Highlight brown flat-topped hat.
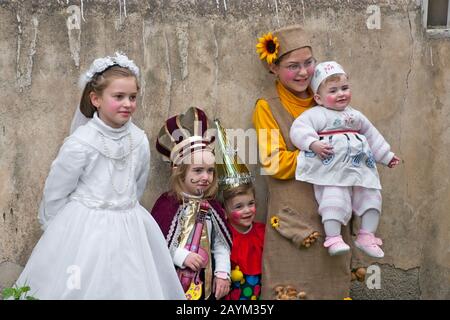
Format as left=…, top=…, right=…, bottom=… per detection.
left=256, top=25, right=312, bottom=69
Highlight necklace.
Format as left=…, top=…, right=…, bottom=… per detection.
left=100, top=132, right=134, bottom=195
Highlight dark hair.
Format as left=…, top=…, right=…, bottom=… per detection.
left=79, top=65, right=140, bottom=118
left=222, top=183, right=255, bottom=206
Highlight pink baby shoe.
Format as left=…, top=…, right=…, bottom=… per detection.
left=324, top=235, right=351, bottom=256
left=354, top=229, right=384, bottom=258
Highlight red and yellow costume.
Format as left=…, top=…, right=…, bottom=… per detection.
left=225, top=222, right=265, bottom=300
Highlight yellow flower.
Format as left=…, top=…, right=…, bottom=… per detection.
left=343, top=297, right=352, bottom=300
left=256, top=32, right=279, bottom=65
left=270, top=216, right=280, bottom=228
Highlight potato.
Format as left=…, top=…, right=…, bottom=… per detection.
left=297, top=291, right=307, bottom=299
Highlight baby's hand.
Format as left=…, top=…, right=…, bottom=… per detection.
left=388, top=155, right=400, bottom=168
left=183, top=253, right=205, bottom=271
left=310, top=141, right=334, bottom=159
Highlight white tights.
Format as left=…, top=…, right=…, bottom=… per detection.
left=324, top=209, right=380, bottom=237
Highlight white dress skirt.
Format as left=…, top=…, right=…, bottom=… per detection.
left=290, top=105, right=394, bottom=189
left=15, top=114, right=185, bottom=300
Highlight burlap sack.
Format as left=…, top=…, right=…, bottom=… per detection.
left=272, top=206, right=317, bottom=247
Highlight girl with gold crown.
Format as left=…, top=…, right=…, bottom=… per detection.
left=151, top=107, right=232, bottom=300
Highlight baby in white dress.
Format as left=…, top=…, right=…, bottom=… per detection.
left=290, top=61, right=400, bottom=258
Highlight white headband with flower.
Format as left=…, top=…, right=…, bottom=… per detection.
left=78, top=52, right=140, bottom=88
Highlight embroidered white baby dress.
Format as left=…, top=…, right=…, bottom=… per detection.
left=290, top=106, right=394, bottom=189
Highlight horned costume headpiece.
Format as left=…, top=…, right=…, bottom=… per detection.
left=156, top=107, right=215, bottom=166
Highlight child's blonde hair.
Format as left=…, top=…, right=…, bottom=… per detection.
left=169, top=164, right=219, bottom=201
left=79, top=66, right=140, bottom=118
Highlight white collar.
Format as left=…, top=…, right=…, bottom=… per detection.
left=88, top=112, right=131, bottom=140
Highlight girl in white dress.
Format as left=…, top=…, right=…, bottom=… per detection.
left=15, top=53, right=185, bottom=300
left=290, top=61, right=400, bottom=258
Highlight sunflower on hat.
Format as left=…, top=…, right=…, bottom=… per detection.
left=256, top=32, right=279, bottom=65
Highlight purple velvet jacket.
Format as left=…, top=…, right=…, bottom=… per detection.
left=151, top=192, right=232, bottom=250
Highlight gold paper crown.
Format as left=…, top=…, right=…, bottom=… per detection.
left=214, top=119, right=253, bottom=191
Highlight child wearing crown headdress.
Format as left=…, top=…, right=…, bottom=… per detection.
left=213, top=119, right=265, bottom=300
left=14, top=53, right=185, bottom=299
left=151, top=107, right=232, bottom=300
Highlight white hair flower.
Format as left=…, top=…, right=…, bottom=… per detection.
left=78, top=52, right=140, bottom=89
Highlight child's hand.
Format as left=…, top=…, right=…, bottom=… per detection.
left=213, top=277, right=230, bottom=299
left=183, top=253, right=205, bottom=271
left=388, top=155, right=400, bottom=168
left=310, top=141, right=334, bottom=159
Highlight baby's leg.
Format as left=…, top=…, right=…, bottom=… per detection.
left=313, top=185, right=352, bottom=225
left=324, top=219, right=341, bottom=237
left=352, top=187, right=384, bottom=258
left=361, top=209, right=380, bottom=233
left=352, top=186, right=382, bottom=222
left=314, top=185, right=352, bottom=256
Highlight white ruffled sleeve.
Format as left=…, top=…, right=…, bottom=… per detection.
left=135, top=136, right=150, bottom=200
left=290, top=107, right=327, bottom=151
left=172, top=248, right=191, bottom=268
left=359, top=112, right=394, bottom=166
left=38, top=138, right=88, bottom=230
left=211, top=223, right=231, bottom=275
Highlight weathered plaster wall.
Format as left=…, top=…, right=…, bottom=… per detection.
left=0, top=0, right=448, bottom=299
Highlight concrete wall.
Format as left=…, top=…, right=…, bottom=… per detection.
left=0, top=0, right=449, bottom=299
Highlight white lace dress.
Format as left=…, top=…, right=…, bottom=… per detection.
left=290, top=106, right=394, bottom=189
left=16, top=114, right=185, bottom=300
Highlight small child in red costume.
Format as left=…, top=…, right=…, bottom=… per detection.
left=214, top=119, right=265, bottom=300
left=223, top=183, right=265, bottom=300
